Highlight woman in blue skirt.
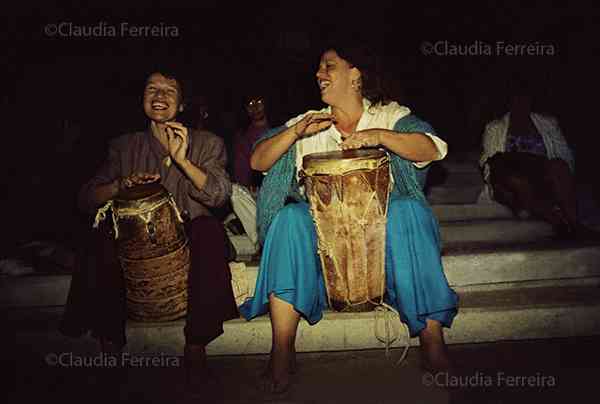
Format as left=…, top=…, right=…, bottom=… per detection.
left=239, top=42, right=459, bottom=393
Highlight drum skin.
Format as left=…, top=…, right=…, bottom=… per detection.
left=302, top=149, right=390, bottom=312
left=112, top=182, right=189, bottom=322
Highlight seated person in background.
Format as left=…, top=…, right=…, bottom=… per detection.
left=479, top=88, right=594, bottom=239
left=232, top=94, right=271, bottom=194
left=60, top=68, right=238, bottom=395
left=225, top=95, right=272, bottom=253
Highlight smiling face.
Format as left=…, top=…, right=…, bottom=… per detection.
left=143, top=73, right=183, bottom=123
left=315, top=49, right=361, bottom=106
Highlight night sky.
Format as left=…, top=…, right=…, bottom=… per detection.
left=3, top=2, right=599, bottom=249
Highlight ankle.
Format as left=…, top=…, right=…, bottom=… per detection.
left=184, top=344, right=207, bottom=364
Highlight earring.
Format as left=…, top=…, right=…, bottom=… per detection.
left=352, top=79, right=362, bottom=92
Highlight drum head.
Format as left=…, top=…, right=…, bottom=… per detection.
left=304, top=149, right=385, bottom=163
left=302, top=149, right=388, bottom=176
left=116, top=181, right=165, bottom=201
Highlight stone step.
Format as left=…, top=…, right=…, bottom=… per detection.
left=426, top=184, right=483, bottom=204
left=440, top=219, right=553, bottom=245
left=432, top=203, right=513, bottom=222
left=425, top=156, right=485, bottom=204
left=442, top=238, right=600, bottom=282
left=7, top=284, right=600, bottom=356
left=3, top=239, right=599, bottom=309
left=434, top=151, right=481, bottom=175
left=428, top=171, right=484, bottom=187
left=438, top=161, right=480, bottom=174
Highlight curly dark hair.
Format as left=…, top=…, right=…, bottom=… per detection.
left=319, top=39, right=391, bottom=107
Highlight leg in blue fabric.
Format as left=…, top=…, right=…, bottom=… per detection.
left=240, top=202, right=326, bottom=393
left=384, top=196, right=458, bottom=371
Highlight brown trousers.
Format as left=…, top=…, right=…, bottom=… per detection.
left=60, top=215, right=239, bottom=347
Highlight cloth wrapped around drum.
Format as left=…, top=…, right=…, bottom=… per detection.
left=93, top=182, right=190, bottom=322
left=300, top=149, right=390, bottom=312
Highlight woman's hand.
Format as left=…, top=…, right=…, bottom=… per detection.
left=341, top=129, right=382, bottom=150
left=119, top=172, right=160, bottom=191
left=164, top=121, right=189, bottom=164
left=293, top=113, right=335, bottom=139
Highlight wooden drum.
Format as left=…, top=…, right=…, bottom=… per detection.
left=111, top=182, right=189, bottom=322
left=301, top=149, right=391, bottom=312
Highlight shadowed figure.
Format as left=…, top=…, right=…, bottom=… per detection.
left=479, top=89, right=597, bottom=239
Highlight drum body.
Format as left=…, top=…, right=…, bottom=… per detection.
left=302, top=149, right=390, bottom=312
left=112, top=182, right=189, bottom=322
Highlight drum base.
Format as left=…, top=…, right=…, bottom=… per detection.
left=331, top=298, right=383, bottom=313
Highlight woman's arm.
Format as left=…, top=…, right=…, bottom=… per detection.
left=251, top=113, right=335, bottom=172
left=341, top=129, right=440, bottom=162
left=250, top=126, right=299, bottom=172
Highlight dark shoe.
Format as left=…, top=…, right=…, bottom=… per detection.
left=184, top=345, right=223, bottom=401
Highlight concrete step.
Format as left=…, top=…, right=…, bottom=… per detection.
left=433, top=151, right=481, bottom=175
left=428, top=171, right=483, bottom=188
left=426, top=184, right=482, bottom=204
left=425, top=155, right=484, bottom=204
left=3, top=239, right=599, bottom=309
left=7, top=284, right=600, bottom=356
left=432, top=203, right=513, bottom=222
left=440, top=219, right=553, bottom=245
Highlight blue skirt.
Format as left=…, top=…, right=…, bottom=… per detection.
left=239, top=195, right=459, bottom=337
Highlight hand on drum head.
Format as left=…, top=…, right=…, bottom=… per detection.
left=294, top=113, right=336, bottom=139
left=120, top=172, right=161, bottom=190
left=341, top=129, right=382, bottom=150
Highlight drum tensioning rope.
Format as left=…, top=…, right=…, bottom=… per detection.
left=374, top=302, right=411, bottom=366
left=93, top=194, right=184, bottom=240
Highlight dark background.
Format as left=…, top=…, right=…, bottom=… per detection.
left=2, top=1, right=599, bottom=251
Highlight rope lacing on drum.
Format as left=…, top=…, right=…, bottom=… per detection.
left=167, top=194, right=184, bottom=223
left=93, top=200, right=121, bottom=239
left=92, top=192, right=183, bottom=240
left=374, top=302, right=411, bottom=366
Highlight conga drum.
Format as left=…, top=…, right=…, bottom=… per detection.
left=301, top=149, right=391, bottom=312
left=110, top=182, right=190, bottom=322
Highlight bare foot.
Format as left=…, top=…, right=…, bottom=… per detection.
left=419, top=319, right=452, bottom=372
left=260, top=347, right=295, bottom=394
left=261, top=349, right=297, bottom=378
left=421, top=341, right=452, bottom=372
